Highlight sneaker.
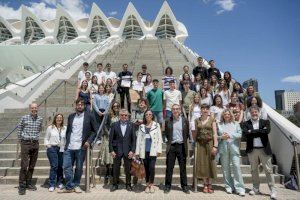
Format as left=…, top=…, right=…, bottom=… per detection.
left=238, top=191, right=245, bottom=197
left=150, top=186, right=155, bottom=193
left=57, top=188, right=74, bottom=193
left=145, top=186, right=150, bottom=193
left=58, top=184, right=64, bottom=190
left=48, top=187, right=55, bottom=192
left=249, top=188, right=260, bottom=195
left=74, top=186, right=82, bottom=193
left=226, top=190, right=232, bottom=194
left=270, top=188, right=277, bottom=199
left=18, top=186, right=26, bottom=195
left=26, top=183, right=37, bottom=191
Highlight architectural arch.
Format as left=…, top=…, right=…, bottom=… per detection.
left=56, top=16, right=78, bottom=44
left=155, top=14, right=176, bottom=38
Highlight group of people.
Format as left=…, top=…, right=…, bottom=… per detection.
left=16, top=58, right=277, bottom=199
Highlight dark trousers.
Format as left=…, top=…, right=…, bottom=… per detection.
left=63, top=149, right=86, bottom=190
left=19, top=140, right=39, bottom=186
left=120, top=87, right=131, bottom=113
left=113, top=154, right=131, bottom=186
left=143, top=152, right=157, bottom=184
left=46, top=146, right=63, bottom=187
left=165, top=143, right=187, bottom=188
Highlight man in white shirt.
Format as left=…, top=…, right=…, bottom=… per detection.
left=94, top=63, right=106, bottom=85
left=59, top=98, right=98, bottom=194
left=78, top=62, right=92, bottom=85
left=241, top=106, right=276, bottom=199
left=104, top=63, right=117, bottom=86
left=164, top=80, right=182, bottom=118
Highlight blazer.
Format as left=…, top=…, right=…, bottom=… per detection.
left=241, top=119, right=272, bottom=155
left=64, top=111, right=98, bottom=150
left=217, top=122, right=242, bottom=156
left=109, top=121, right=136, bottom=156
left=165, top=116, right=189, bottom=156
left=135, top=122, right=163, bottom=159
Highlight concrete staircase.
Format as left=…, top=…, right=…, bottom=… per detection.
left=0, top=39, right=282, bottom=185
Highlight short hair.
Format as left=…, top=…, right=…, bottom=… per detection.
left=249, top=105, right=259, bottom=112
left=169, top=80, right=175, bottom=84
left=29, top=102, right=38, bottom=108
left=183, top=65, right=189, bottom=69
left=138, top=98, right=148, bottom=107
left=123, top=63, right=128, bottom=67
left=197, top=57, right=203, bottom=61
left=208, top=60, right=214, bottom=65
left=97, top=63, right=103, bottom=67
left=142, top=64, right=147, bottom=69
left=171, top=104, right=181, bottom=109
left=76, top=98, right=85, bottom=105
left=200, top=103, right=210, bottom=109
left=83, top=62, right=89, bottom=67
left=85, top=71, right=91, bottom=76
left=119, top=109, right=129, bottom=116
left=153, top=79, right=159, bottom=83
left=106, top=63, right=111, bottom=67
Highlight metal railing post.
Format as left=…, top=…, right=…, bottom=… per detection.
left=64, top=81, right=67, bottom=106
left=193, top=143, right=198, bottom=192
left=44, top=99, right=47, bottom=127
left=85, top=145, right=90, bottom=193
left=292, top=141, right=300, bottom=191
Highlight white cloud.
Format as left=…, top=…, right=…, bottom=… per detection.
left=282, top=75, right=300, bottom=83
left=0, top=4, right=21, bottom=19
left=215, top=0, right=236, bottom=14
left=108, top=11, right=117, bottom=16
left=0, top=0, right=88, bottom=20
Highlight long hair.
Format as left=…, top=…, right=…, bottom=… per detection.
left=212, top=94, right=223, bottom=108
left=189, top=94, right=201, bottom=117
left=109, top=101, right=120, bottom=118
left=143, top=109, right=154, bottom=125
left=51, top=113, right=64, bottom=129
left=220, top=109, right=235, bottom=123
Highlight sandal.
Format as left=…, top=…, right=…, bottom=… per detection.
left=203, top=184, right=209, bottom=193
left=208, top=184, right=214, bottom=193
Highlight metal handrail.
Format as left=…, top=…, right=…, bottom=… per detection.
left=0, top=43, right=101, bottom=89
left=0, top=38, right=121, bottom=145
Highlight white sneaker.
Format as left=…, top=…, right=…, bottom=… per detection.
left=270, top=188, right=277, bottom=199
left=239, top=191, right=245, bottom=196
left=58, top=184, right=64, bottom=189
left=249, top=188, right=260, bottom=195
left=48, top=187, right=55, bottom=192
left=74, top=186, right=82, bottom=193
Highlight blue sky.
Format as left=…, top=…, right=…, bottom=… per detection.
left=0, top=0, right=299, bottom=108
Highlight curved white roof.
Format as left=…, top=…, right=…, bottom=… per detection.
left=0, top=1, right=188, bottom=45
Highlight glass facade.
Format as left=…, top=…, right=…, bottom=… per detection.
left=24, top=17, right=45, bottom=44
left=57, top=16, right=78, bottom=44
left=89, top=16, right=110, bottom=43
left=0, top=22, right=13, bottom=43
left=122, top=15, right=143, bottom=39
left=155, top=14, right=176, bottom=39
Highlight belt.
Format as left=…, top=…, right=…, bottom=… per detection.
left=253, top=147, right=264, bottom=149
left=21, top=139, right=39, bottom=143
left=171, top=142, right=183, bottom=145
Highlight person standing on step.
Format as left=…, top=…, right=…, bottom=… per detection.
left=164, top=104, right=190, bottom=194
left=207, top=60, right=221, bottom=81
left=58, top=98, right=98, bottom=193
left=241, top=105, right=277, bottom=199
left=217, top=109, right=245, bottom=196
left=17, top=103, right=43, bottom=195
left=109, top=109, right=136, bottom=192
left=94, top=63, right=106, bottom=85
left=44, top=113, right=66, bottom=192
left=135, top=109, right=162, bottom=193
left=192, top=57, right=208, bottom=81
left=163, top=80, right=182, bottom=118
left=77, top=62, right=91, bottom=86
left=117, top=64, right=132, bottom=113
left=104, top=63, right=117, bottom=86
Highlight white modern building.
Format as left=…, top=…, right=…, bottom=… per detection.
left=282, top=91, right=300, bottom=111
left=0, top=2, right=188, bottom=45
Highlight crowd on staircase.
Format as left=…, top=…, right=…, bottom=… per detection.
left=16, top=58, right=277, bottom=199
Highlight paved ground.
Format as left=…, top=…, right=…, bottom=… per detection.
left=0, top=184, right=299, bottom=200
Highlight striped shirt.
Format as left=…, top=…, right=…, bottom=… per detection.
left=17, top=114, right=43, bottom=140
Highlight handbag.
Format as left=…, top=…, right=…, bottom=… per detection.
left=130, top=157, right=145, bottom=179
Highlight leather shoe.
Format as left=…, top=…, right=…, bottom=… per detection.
left=164, top=187, right=171, bottom=194
left=18, top=186, right=26, bottom=195
left=126, top=185, right=133, bottom=191
left=26, top=183, right=37, bottom=191
left=110, top=185, right=118, bottom=192
left=182, top=186, right=190, bottom=194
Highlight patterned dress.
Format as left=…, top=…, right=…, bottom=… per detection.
left=99, top=115, right=119, bottom=165
left=195, top=116, right=217, bottom=179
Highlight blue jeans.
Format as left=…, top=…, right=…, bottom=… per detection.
left=166, top=110, right=172, bottom=118
left=47, top=146, right=63, bottom=187
left=63, top=149, right=86, bottom=190
left=152, top=111, right=163, bottom=124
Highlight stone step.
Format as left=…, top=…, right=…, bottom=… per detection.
left=0, top=174, right=282, bottom=185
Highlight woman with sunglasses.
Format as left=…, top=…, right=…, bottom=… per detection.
left=135, top=109, right=162, bottom=193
